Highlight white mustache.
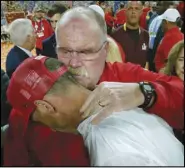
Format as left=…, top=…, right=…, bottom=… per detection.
left=68, top=67, right=88, bottom=77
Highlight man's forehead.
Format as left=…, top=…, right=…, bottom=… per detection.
left=57, top=17, right=101, bottom=40
left=127, top=1, right=142, bottom=7
left=56, top=22, right=102, bottom=50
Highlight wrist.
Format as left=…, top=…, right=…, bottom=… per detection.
left=135, top=83, right=145, bottom=106
left=138, top=82, right=156, bottom=109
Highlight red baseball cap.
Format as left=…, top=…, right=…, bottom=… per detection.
left=7, top=56, right=68, bottom=135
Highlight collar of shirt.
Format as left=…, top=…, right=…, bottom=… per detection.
left=17, top=46, right=33, bottom=57
left=165, top=27, right=181, bottom=37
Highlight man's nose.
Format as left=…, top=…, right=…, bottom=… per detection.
left=68, top=57, right=83, bottom=68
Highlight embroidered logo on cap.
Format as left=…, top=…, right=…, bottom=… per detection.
left=24, top=70, right=41, bottom=89
left=20, top=89, right=31, bottom=100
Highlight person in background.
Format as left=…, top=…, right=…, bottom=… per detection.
left=104, top=6, right=115, bottom=35
left=160, top=40, right=184, bottom=81
left=1, top=69, right=11, bottom=166
left=98, top=1, right=106, bottom=11
left=42, top=3, right=68, bottom=58
left=114, top=3, right=126, bottom=28
left=160, top=40, right=184, bottom=144
left=147, top=1, right=174, bottom=72
left=154, top=9, right=184, bottom=72
left=146, top=2, right=157, bottom=29
left=177, top=1, right=184, bottom=33
left=32, top=5, right=53, bottom=55
left=139, top=1, right=151, bottom=30
left=111, top=1, right=149, bottom=68
left=89, top=4, right=126, bottom=63
left=6, top=19, right=36, bottom=78
left=1, top=69, right=11, bottom=126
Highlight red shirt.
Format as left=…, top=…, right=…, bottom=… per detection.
left=4, top=62, right=184, bottom=166
left=139, top=8, right=151, bottom=30
left=155, top=27, right=184, bottom=72
left=32, top=19, right=54, bottom=50
left=105, top=12, right=115, bottom=27
left=115, top=9, right=126, bottom=25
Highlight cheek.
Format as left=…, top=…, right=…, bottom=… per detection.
left=84, top=55, right=106, bottom=78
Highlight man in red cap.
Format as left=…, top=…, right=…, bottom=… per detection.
left=5, top=56, right=184, bottom=166
left=4, top=56, right=90, bottom=166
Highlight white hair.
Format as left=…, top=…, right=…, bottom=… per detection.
left=8, top=18, right=34, bottom=46
left=56, top=7, right=107, bottom=43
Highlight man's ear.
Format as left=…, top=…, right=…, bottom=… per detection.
left=34, top=100, right=55, bottom=114
left=27, top=34, right=32, bottom=43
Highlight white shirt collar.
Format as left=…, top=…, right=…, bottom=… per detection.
left=17, top=46, right=33, bottom=57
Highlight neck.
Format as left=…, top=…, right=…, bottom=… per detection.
left=126, top=22, right=139, bottom=30
left=165, top=25, right=177, bottom=33
left=20, top=44, right=32, bottom=51
left=168, top=24, right=177, bottom=30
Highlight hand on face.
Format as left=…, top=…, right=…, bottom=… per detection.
left=79, top=82, right=145, bottom=124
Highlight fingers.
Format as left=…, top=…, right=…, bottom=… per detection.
left=91, top=105, right=114, bottom=125
left=80, top=90, right=97, bottom=114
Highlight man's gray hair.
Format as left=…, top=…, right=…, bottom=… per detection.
left=56, top=6, right=107, bottom=41
left=8, top=18, right=34, bottom=46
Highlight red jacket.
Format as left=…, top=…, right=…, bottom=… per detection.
left=155, top=27, right=184, bottom=72
left=139, top=8, right=151, bottom=30
left=32, top=19, right=54, bottom=50
left=4, top=62, right=184, bottom=166
left=115, top=9, right=126, bottom=25
left=99, top=62, right=184, bottom=130
left=105, top=12, right=115, bottom=28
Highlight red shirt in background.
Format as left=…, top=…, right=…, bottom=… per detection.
left=155, top=27, right=184, bottom=72
left=105, top=12, right=115, bottom=28
left=115, top=9, right=126, bottom=26
left=32, top=19, right=53, bottom=50
left=139, top=7, right=151, bottom=30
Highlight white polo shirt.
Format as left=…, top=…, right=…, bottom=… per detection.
left=78, top=108, right=184, bottom=166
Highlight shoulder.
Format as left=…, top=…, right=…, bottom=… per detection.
left=108, top=62, right=141, bottom=74
left=43, top=36, right=51, bottom=45
left=42, top=19, right=50, bottom=25
left=43, top=34, right=55, bottom=46
left=112, top=26, right=124, bottom=35
left=111, top=26, right=125, bottom=39
left=7, top=46, right=19, bottom=59
left=140, top=27, right=149, bottom=34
